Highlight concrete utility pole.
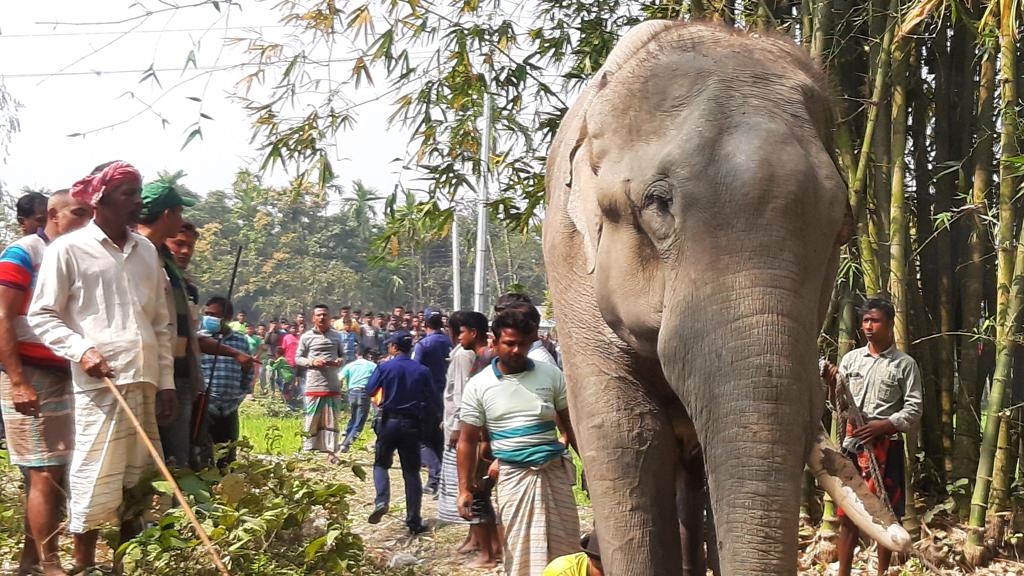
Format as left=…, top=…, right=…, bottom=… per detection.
left=451, top=204, right=461, bottom=310
left=472, top=87, right=491, bottom=313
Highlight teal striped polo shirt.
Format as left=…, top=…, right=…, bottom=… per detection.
left=459, top=358, right=569, bottom=467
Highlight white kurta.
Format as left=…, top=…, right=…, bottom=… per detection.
left=28, top=220, right=173, bottom=532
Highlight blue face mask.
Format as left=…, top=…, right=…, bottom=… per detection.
left=201, top=316, right=222, bottom=333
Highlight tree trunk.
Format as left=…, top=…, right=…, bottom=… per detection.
left=889, top=36, right=911, bottom=352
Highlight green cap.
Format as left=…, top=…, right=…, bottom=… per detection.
left=140, top=177, right=196, bottom=217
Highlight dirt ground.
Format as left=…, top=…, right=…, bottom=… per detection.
left=324, top=440, right=1024, bottom=575
left=5, top=430, right=1024, bottom=575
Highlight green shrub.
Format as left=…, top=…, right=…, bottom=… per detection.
left=117, top=440, right=366, bottom=575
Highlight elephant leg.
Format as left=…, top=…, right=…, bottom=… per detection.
left=677, top=452, right=707, bottom=576
left=572, top=372, right=682, bottom=576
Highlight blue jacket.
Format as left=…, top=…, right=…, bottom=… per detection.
left=366, top=354, right=432, bottom=416
left=412, top=332, right=451, bottom=401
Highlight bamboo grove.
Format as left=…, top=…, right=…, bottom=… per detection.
left=75, top=0, right=1024, bottom=566
left=785, top=0, right=1023, bottom=565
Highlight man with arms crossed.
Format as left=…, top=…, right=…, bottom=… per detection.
left=0, top=190, right=91, bottom=575
left=458, top=309, right=581, bottom=576
left=28, top=161, right=177, bottom=571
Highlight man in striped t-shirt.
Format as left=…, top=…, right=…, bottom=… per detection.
left=457, top=309, right=581, bottom=576
left=0, top=189, right=91, bottom=575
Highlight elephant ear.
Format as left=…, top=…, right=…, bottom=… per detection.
left=558, top=20, right=682, bottom=274
left=565, top=81, right=605, bottom=275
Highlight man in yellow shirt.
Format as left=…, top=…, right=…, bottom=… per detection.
left=544, top=532, right=602, bottom=576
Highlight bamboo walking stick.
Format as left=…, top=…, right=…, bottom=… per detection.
left=102, top=376, right=230, bottom=576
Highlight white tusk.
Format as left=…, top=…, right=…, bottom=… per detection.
left=807, top=424, right=913, bottom=553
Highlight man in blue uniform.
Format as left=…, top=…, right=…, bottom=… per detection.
left=413, top=308, right=452, bottom=494
left=366, top=330, right=433, bottom=534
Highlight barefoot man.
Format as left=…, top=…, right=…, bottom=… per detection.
left=0, top=190, right=92, bottom=575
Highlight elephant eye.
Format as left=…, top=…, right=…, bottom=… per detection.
left=642, top=181, right=673, bottom=213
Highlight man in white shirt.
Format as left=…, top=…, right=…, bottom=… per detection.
left=28, top=161, right=176, bottom=572
left=458, top=309, right=581, bottom=576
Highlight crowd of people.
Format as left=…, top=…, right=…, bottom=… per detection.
left=0, top=163, right=599, bottom=576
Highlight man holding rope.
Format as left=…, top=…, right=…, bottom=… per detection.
left=0, top=190, right=92, bottom=576
left=28, top=161, right=177, bottom=572
left=822, top=297, right=922, bottom=576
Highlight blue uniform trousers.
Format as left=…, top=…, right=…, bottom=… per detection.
left=373, top=414, right=423, bottom=529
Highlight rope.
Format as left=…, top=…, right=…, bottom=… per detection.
left=833, top=371, right=895, bottom=518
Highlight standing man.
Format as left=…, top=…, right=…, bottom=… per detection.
left=197, top=296, right=253, bottom=468
left=365, top=330, right=432, bottom=534
left=0, top=190, right=92, bottom=575
left=296, top=304, right=345, bottom=455
left=458, top=309, right=581, bottom=576
left=823, top=298, right=922, bottom=576
left=359, top=313, right=381, bottom=356
left=228, top=311, right=248, bottom=334
left=264, top=320, right=284, bottom=394
left=437, top=311, right=500, bottom=568
left=413, top=309, right=452, bottom=494
left=339, top=349, right=379, bottom=452
left=139, top=182, right=251, bottom=468
left=28, top=161, right=177, bottom=571
left=137, top=177, right=197, bottom=469
left=252, top=324, right=269, bottom=394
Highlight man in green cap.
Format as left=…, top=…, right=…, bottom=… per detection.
left=138, top=174, right=252, bottom=468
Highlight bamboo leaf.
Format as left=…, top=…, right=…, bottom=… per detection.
left=182, top=127, right=203, bottom=151
left=183, top=49, right=198, bottom=72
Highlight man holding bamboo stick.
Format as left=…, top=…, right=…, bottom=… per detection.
left=27, top=161, right=177, bottom=572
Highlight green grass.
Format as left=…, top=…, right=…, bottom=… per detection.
left=238, top=398, right=305, bottom=454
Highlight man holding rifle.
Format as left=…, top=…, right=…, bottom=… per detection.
left=136, top=176, right=253, bottom=469
left=822, top=297, right=922, bottom=576
left=27, top=161, right=177, bottom=573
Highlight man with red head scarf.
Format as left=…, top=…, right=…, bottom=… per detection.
left=28, top=160, right=177, bottom=572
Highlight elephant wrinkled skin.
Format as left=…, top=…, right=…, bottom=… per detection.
left=543, top=21, right=890, bottom=575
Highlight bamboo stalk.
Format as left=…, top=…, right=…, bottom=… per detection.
left=102, top=378, right=230, bottom=576
left=967, top=6, right=1022, bottom=551
left=954, top=20, right=997, bottom=519
left=888, top=35, right=911, bottom=353
left=850, top=0, right=899, bottom=296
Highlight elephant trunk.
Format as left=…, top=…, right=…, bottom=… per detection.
left=661, top=280, right=822, bottom=575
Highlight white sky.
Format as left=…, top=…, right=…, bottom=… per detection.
left=0, top=1, right=414, bottom=204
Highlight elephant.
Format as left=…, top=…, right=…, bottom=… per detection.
left=542, top=21, right=910, bottom=575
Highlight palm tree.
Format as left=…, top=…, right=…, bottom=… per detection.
left=343, top=179, right=382, bottom=241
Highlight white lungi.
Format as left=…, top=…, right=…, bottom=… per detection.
left=69, top=383, right=160, bottom=533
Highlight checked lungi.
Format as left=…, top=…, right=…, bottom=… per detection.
left=0, top=366, right=73, bottom=468
left=837, top=425, right=906, bottom=519
left=69, top=383, right=160, bottom=533
left=497, top=454, right=580, bottom=576
left=303, top=393, right=340, bottom=453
